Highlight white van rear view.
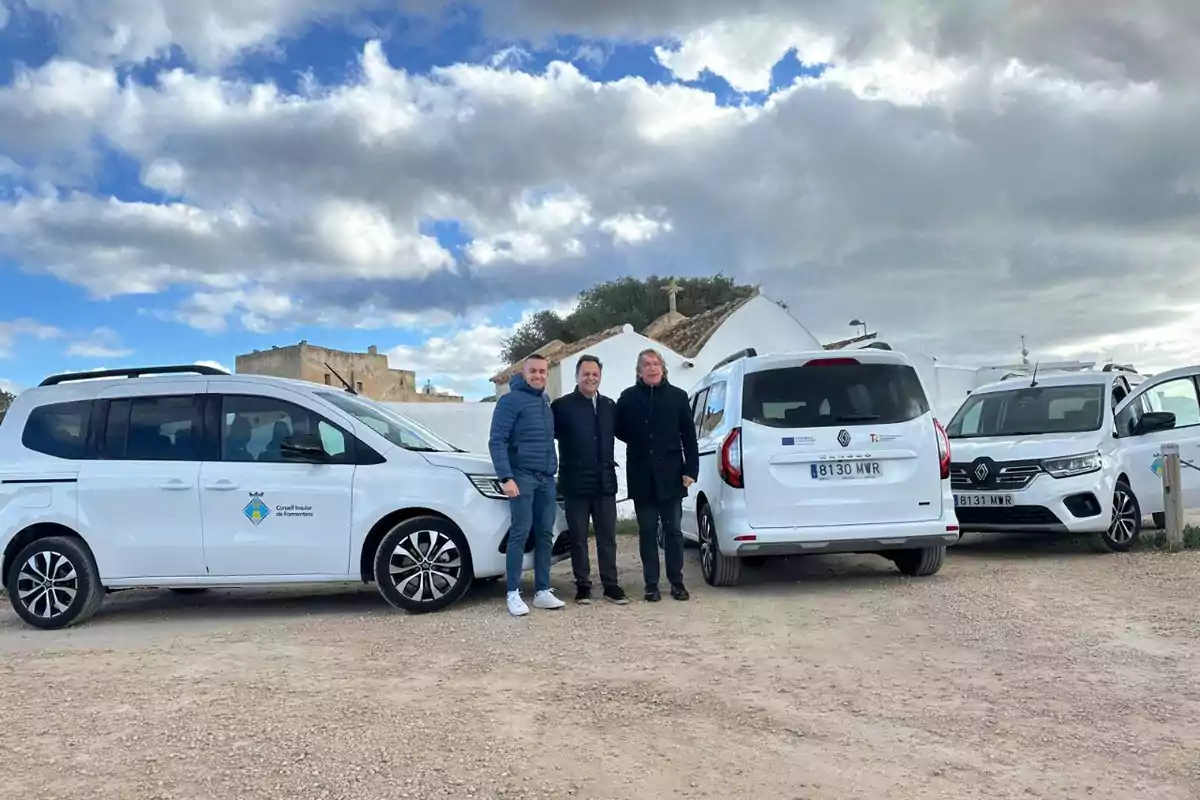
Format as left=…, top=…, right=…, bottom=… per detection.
left=681, top=348, right=959, bottom=588
left=740, top=356, right=947, bottom=529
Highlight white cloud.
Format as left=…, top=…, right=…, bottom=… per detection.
left=194, top=359, right=231, bottom=374
left=65, top=326, right=133, bottom=359
left=0, top=318, right=62, bottom=359
left=599, top=212, right=672, bottom=245
left=387, top=314, right=530, bottom=398
left=0, top=3, right=1199, bottom=371
left=0, top=378, right=20, bottom=395
left=0, top=2, right=9, bottom=31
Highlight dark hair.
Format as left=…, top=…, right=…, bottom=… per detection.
left=576, top=354, right=602, bottom=374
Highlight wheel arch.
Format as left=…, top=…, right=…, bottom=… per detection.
left=695, top=490, right=710, bottom=518
left=2, top=522, right=91, bottom=588
left=358, top=508, right=468, bottom=583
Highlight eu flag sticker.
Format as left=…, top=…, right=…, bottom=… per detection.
left=782, top=436, right=795, bottom=446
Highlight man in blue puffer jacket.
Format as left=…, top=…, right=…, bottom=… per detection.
left=488, top=353, right=566, bottom=616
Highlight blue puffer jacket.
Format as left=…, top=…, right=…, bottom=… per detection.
left=488, top=373, right=558, bottom=479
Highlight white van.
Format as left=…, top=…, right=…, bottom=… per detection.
left=680, top=348, right=959, bottom=586
left=945, top=365, right=1200, bottom=551
left=0, top=365, right=570, bottom=630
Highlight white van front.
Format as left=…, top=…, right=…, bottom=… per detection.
left=945, top=371, right=1142, bottom=551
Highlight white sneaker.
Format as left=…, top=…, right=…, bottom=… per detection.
left=533, top=589, right=566, bottom=610
left=507, top=591, right=529, bottom=617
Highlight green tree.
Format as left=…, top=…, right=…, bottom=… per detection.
left=0, top=389, right=13, bottom=424
left=499, top=274, right=754, bottom=363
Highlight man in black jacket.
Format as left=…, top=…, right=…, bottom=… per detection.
left=615, top=348, right=699, bottom=602
left=551, top=354, right=628, bottom=605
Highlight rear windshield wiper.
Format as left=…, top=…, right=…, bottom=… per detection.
left=836, top=414, right=880, bottom=422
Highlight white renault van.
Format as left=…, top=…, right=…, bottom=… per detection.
left=680, top=348, right=959, bottom=586
left=0, top=365, right=570, bottom=630
left=946, top=364, right=1200, bottom=552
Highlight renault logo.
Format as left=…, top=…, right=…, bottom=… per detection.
left=837, top=429, right=851, bottom=448
left=974, top=462, right=990, bottom=482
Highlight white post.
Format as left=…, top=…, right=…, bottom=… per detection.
left=1161, top=443, right=1185, bottom=551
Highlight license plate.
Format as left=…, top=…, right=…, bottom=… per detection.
left=810, top=461, right=882, bottom=480
left=954, top=493, right=1014, bottom=507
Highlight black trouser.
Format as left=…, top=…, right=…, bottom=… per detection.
left=563, top=493, right=619, bottom=590
left=635, top=497, right=684, bottom=589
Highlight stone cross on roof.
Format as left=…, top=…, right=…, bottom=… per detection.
left=664, top=278, right=682, bottom=314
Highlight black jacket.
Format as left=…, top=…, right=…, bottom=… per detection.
left=551, top=388, right=618, bottom=496
left=615, top=378, right=699, bottom=502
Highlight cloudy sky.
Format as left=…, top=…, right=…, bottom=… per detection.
left=0, top=1, right=1196, bottom=398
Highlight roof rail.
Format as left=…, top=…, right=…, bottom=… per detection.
left=862, top=341, right=893, bottom=351
left=39, top=364, right=230, bottom=387
left=1102, top=363, right=1138, bottom=374
left=709, top=347, right=758, bottom=372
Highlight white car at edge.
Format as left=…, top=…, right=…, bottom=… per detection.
left=0, top=364, right=569, bottom=630
left=945, top=364, right=1200, bottom=551
left=679, top=347, right=959, bottom=586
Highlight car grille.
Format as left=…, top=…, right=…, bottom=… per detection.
left=955, top=506, right=1063, bottom=527
left=950, top=462, right=1041, bottom=491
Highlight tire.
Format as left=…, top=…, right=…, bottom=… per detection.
left=373, top=516, right=474, bottom=614
left=698, top=504, right=740, bottom=587
left=892, top=545, right=945, bottom=577
left=1090, top=480, right=1141, bottom=553
left=5, top=535, right=105, bottom=630
left=169, top=588, right=209, bottom=595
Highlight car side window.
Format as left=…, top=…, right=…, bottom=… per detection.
left=691, top=387, right=709, bottom=437
left=700, top=381, right=726, bottom=437
left=102, top=396, right=199, bottom=461
left=21, top=400, right=92, bottom=459
left=220, top=394, right=351, bottom=464
left=1116, top=377, right=1200, bottom=437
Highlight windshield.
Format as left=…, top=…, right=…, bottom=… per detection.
left=946, top=384, right=1105, bottom=439
left=316, top=391, right=460, bottom=452
left=742, top=362, right=929, bottom=428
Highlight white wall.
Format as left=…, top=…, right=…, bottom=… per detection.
left=386, top=400, right=639, bottom=518
left=670, top=294, right=825, bottom=393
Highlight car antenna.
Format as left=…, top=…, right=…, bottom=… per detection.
left=1029, top=361, right=1040, bottom=388
left=324, top=362, right=358, bottom=395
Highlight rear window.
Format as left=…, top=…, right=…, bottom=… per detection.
left=742, top=363, right=930, bottom=429
left=946, top=384, right=1105, bottom=438
left=22, top=400, right=92, bottom=459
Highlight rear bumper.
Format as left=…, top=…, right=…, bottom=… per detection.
left=729, top=518, right=960, bottom=557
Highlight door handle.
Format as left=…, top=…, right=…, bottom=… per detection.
left=158, top=480, right=193, bottom=491
left=204, top=481, right=240, bottom=491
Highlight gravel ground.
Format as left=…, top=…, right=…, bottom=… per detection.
left=3, top=534, right=1200, bottom=800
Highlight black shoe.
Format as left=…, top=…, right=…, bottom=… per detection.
left=644, top=585, right=661, bottom=602
left=603, top=585, right=629, bottom=605
left=575, top=585, right=592, bottom=604
left=670, top=584, right=690, bottom=601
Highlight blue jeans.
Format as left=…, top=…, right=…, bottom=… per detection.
left=506, top=471, right=557, bottom=593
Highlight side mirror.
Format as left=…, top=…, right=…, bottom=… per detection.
left=1135, top=411, right=1176, bottom=436
left=280, top=433, right=329, bottom=461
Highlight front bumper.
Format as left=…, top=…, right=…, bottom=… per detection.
left=951, top=471, right=1110, bottom=534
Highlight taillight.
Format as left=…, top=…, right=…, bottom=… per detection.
left=719, top=427, right=744, bottom=488
left=934, top=418, right=951, bottom=480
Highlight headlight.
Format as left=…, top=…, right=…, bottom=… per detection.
left=1041, top=452, right=1102, bottom=478
left=466, top=474, right=507, bottom=499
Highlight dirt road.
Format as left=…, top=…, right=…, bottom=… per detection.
left=3, top=535, right=1200, bottom=800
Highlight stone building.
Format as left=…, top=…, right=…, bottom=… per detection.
left=236, top=341, right=462, bottom=403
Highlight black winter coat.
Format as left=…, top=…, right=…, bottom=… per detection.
left=614, top=379, right=699, bottom=502
left=551, top=388, right=618, bottom=497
